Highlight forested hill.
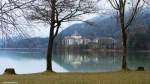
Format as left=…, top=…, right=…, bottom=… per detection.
left=58, top=15, right=119, bottom=40
left=58, top=9, right=150, bottom=40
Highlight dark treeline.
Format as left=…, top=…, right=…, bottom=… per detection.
left=128, top=26, right=150, bottom=50
left=0, top=37, right=48, bottom=48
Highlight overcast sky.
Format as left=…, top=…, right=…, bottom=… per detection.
left=25, top=0, right=112, bottom=38
left=21, top=0, right=147, bottom=38
left=28, top=14, right=100, bottom=38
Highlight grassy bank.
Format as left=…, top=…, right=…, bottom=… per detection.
left=0, top=71, right=150, bottom=84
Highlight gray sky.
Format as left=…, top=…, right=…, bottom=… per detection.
left=29, top=14, right=100, bottom=38
left=27, top=0, right=111, bottom=38
left=22, top=0, right=147, bottom=38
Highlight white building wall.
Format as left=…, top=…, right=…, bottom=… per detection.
left=63, top=32, right=91, bottom=46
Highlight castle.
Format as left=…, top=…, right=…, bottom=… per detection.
left=62, top=31, right=91, bottom=45
left=62, top=31, right=119, bottom=49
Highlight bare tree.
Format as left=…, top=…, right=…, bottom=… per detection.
left=108, top=0, right=144, bottom=70
left=26, top=0, right=98, bottom=71
left=0, top=0, right=36, bottom=45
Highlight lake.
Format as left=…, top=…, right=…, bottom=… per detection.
left=0, top=49, right=150, bottom=74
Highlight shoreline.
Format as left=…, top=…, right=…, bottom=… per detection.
left=0, top=71, right=150, bottom=84
left=0, top=48, right=150, bottom=52
left=58, top=48, right=150, bottom=53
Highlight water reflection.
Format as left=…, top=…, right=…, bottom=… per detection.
left=128, top=52, right=150, bottom=70
left=53, top=51, right=122, bottom=72
left=0, top=50, right=150, bottom=74
left=53, top=50, right=150, bottom=72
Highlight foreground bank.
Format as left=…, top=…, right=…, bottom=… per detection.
left=0, top=71, right=150, bottom=84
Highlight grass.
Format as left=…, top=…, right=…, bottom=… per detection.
left=0, top=71, right=150, bottom=84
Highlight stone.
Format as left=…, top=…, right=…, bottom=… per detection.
left=136, top=67, right=144, bottom=71
left=4, top=68, right=16, bottom=75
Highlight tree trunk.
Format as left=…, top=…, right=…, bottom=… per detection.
left=46, top=0, right=55, bottom=72
left=122, top=30, right=128, bottom=70
left=119, top=9, right=128, bottom=71
left=46, top=35, right=54, bottom=72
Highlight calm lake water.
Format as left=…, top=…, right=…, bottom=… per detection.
left=0, top=49, right=150, bottom=74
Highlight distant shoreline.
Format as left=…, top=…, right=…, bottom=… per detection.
left=58, top=48, right=150, bottom=53
left=0, top=48, right=150, bottom=53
